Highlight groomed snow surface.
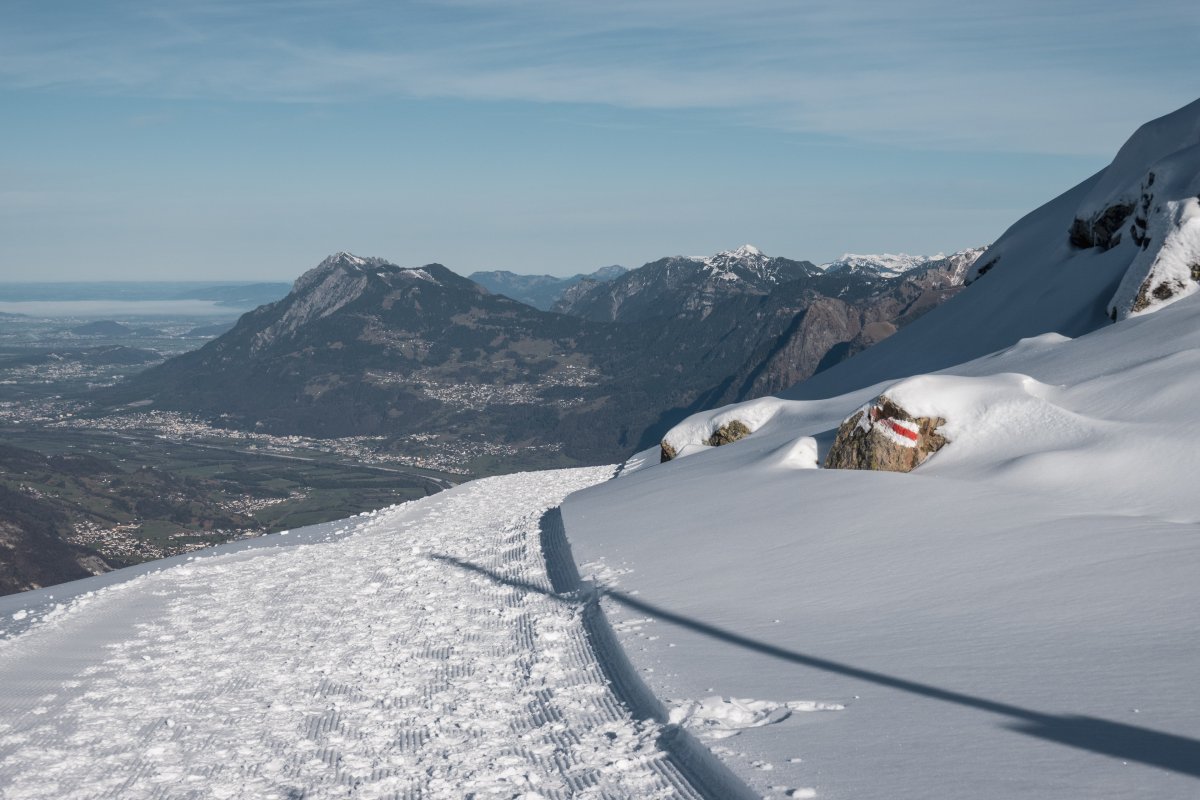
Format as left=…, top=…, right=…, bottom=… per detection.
left=0, top=468, right=739, bottom=800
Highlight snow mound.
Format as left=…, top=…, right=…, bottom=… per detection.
left=881, top=372, right=1056, bottom=443
left=660, top=397, right=790, bottom=460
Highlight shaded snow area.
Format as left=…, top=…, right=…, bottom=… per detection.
left=0, top=467, right=726, bottom=800
left=563, top=293, right=1200, bottom=799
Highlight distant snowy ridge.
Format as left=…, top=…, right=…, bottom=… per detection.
left=700, top=244, right=773, bottom=281
left=691, top=244, right=811, bottom=285
left=821, top=252, right=933, bottom=276
left=822, top=248, right=986, bottom=280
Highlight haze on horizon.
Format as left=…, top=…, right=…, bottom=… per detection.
left=1, top=0, right=1196, bottom=282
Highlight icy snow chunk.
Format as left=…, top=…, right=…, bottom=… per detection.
left=669, top=696, right=842, bottom=740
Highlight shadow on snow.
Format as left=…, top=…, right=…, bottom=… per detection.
left=429, top=508, right=1200, bottom=780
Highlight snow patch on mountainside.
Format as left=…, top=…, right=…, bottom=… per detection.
left=700, top=245, right=797, bottom=285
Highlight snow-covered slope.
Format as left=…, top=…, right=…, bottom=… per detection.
left=562, top=290, right=1200, bottom=799
left=786, top=98, right=1200, bottom=401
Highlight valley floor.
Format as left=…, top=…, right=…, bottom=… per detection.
left=0, top=468, right=731, bottom=799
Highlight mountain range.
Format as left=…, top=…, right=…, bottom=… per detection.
left=98, top=244, right=983, bottom=467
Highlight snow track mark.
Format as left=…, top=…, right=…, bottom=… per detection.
left=0, top=467, right=709, bottom=799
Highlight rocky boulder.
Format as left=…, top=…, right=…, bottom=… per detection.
left=707, top=420, right=751, bottom=447
left=824, top=397, right=946, bottom=472
left=661, top=418, right=753, bottom=462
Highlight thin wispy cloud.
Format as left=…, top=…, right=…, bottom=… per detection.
left=2, top=0, right=1196, bottom=154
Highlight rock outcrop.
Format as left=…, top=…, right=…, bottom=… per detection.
left=660, top=418, right=753, bottom=462
left=1068, top=202, right=1134, bottom=250
left=706, top=420, right=751, bottom=447
left=824, top=397, right=946, bottom=472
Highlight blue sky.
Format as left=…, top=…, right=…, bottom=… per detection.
left=1, top=0, right=1197, bottom=280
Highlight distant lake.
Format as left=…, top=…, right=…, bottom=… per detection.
left=0, top=300, right=235, bottom=317
left=0, top=281, right=289, bottom=317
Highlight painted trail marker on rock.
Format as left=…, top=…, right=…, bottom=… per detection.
left=827, top=397, right=946, bottom=472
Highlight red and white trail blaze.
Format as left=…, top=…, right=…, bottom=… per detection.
left=878, top=417, right=920, bottom=444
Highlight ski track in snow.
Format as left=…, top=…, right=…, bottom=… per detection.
left=0, top=467, right=705, bottom=800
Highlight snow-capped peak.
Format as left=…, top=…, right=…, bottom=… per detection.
left=821, top=253, right=937, bottom=277
left=710, top=244, right=766, bottom=262
left=317, top=251, right=392, bottom=271
left=703, top=244, right=770, bottom=272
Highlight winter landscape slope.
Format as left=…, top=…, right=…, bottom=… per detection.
left=560, top=98, right=1200, bottom=798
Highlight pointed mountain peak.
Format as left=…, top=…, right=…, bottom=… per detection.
left=317, top=251, right=393, bottom=270
left=709, top=244, right=767, bottom=261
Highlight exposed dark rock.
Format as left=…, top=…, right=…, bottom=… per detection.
left=965, top=256, right=998, bottom=284
left=706, top=420, right=752, bottom=447
left=824, top=397, right=947, bottom=472
left=1069, top=202, right=1135, bottom=250
left=660, top=418, right=752, bottom=462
